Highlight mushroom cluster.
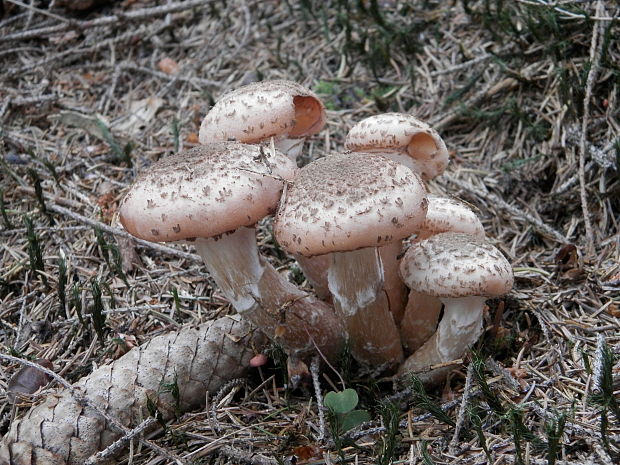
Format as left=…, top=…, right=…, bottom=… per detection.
left=119, top=80, right=513, bottom=384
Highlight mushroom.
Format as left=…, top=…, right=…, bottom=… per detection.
left=343, top=113, right=450, bottom=323
left=400, top=195, right=486, bottom=353
left=398, top=232, right=513, bottom=383
left=199, top=80, right=326, bottom=163
left=345, top=113, right=450, bottom=181
left=199, top=79, right=330, bottom=299
left=119, top=142, right=344, bottom=364
left=274, top=153, right=428, bottom=368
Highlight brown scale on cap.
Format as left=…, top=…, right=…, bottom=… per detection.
left=199, top=80, right=326, bottom=145
left=119, top=142, right=296, bottom=242
left=345, top=113, right=450, bottom=180
left=275, top=153, right=428, bottom=256
left=400, top=232, right=513, bottom=298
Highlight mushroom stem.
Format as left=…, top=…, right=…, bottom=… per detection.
left=294, top=253, right=331, bottom=300
left=398, top=295, right=486, bottom=377
left=378, top=241, right=408, bottom=324
left=274, top=138, right=304, bottom=163
left=328, top=247, right=403, bottom=368
left=194, top=227, right=265, bottom=313
left=399, top=290, right=443, bottom=354
left=194, top=227, right=344, bottom=361
left=294, top=241, right=406, bottom=315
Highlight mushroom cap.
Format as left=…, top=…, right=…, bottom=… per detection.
left=274, top=152, right=428, bottom=256
left=345, top=113, right=449, bottom=180
left=399, top=232, right=513, bottom=298
left=119, top=142, right=296, bottom=242
left=199, top=80, right=326, bottom=144
left=419, top=194, right=485, bottom=238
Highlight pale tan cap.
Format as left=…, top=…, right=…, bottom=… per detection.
left=199, top=80, right=326, bottom=144
left=345, top=113, right=449, bottom=179
left=274, top=152, right=428, bottom=256
left=119, top=142, right=296, bottom=242
left=400, top=232, right=513, bottom=298
left=420, top=194, right=485, bottom=238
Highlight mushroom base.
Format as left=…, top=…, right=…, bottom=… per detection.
left=328, top=247, right=403, bottom=368
left=399, top=290, right=443, bottom=354
left=398, top=295, right=486, bottom=382
left=194, top=227, right=344, bottom=362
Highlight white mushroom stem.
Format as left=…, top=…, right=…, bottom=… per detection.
left=398, top=295, right=486, bottom=377
left=294, top=242, right=406, bottom=319
left=399, top=290, right=443, bottom=353
left=194, top=227, right=344, bottom=362
left=328, top=247, right=403, bottom=367
left=274, top=138, right=305, bottom=163
left=194, top=227, right=265, bottom=313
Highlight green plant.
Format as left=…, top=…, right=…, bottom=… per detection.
left=90, top=279, right=107, bottom=346
left=24, top=215, right=47, bottom=284
left=58, top=254, right=67, bottom=313
left=589, top=340, right=620, bottom=452
left=471, top=353, right=505, bottom=415
left=72, top=282, right=86, bottom=327
left=160, top=373, right=182, bottom=420
left=505, top=406, right=544, bottom=465
left=377, top=400, right=400, bottom=465
left=0, top=188, right=13, bottom=229
left=408, top=375, right=455, bottom=427
left=421, top=440, right=436, bottom=465
left=468, top=402, right=492, bottom=462
left=324, top=388, right=370, bottom=461
left=96, top=119, right=133, bottom=167
left=544, top=411, right=567, bottom=465
left=94, top=226, right=111, bottom=268
left=171, top=117, right=180, bottom=153
left=27, top=168, right=50, bottom=220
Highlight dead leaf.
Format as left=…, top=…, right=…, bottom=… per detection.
left=607, top=303, right=620, bottom=318
left=186, top=132, right=199, bottom=144
left=116, top=235, right=143, bottom=272
left=158, top=58, right=179, bottom=75
left=8, top=359, right=54, bottom=403
left=113, top=334, right=138, bottom=358
left=96, top=192, right=117, bottom=222
left=291, top=445, right=322, bottom=463
left=555, top=244, right=578, bottom=270
left=58, top=111, right=110, bottom=140
left=114, top=97, right=164, bottom=136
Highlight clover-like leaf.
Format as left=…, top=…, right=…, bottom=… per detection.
left=324, top=388, right=359, bottom=414
left=341, top=409, right=371, bottom=433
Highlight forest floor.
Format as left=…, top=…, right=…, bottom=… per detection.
left=0, top=0, right=619, bottom=464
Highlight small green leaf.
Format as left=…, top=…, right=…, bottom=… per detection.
left=324, top=388, right=359, bottom=414
left=340, top=409, right=371, bottom=433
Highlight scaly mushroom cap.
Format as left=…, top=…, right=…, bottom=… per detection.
left=419, top=194, right=485, bottom=239
left=400, top=232, right=513, bottom=298
left=345, top=113, right=449, bottom=180
left=274, top=152, right=428, bottom=256
left=199, top=80, right=326, bottom=144
left=119, top=142, right=296, bottom=242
